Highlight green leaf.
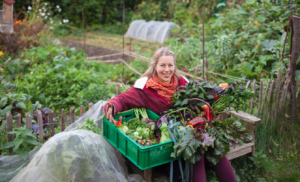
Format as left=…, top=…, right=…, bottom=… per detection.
left=216, top=3, right=226, bottom=8
left=204, top=85, right=215, bottom=89
left=17, top=102, right=26, bottom=110
left=25, top=140, right=43, bottom=146
left=0, top=142, right=14, bottom=150
left=19, top=151, right=29, bottom=161
left=181, top=98, right=189, bottom=106
left=13, top=138, right=24, bottom=151
left=259, top=55, right=275, bottom=65
left=174, top=100, right=182, bottom=107
left=9, top=130, right=22, bottom=138
left=21, top=129, right=37, bottom=139
left=206, top=95, right=214, bottom=100
left=0, top=105, right=12, bottom=116
left=245, top=0, right=255, bottom=4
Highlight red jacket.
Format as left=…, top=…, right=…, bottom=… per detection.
left=104, top=76, right=189, bottom=116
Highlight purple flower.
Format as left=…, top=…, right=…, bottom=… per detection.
left=195, top=80, right=200, bottom=84
left=182, top=67, right=187, bottom=71
left=33, top=26, right=36, bottom=29
left=195, top=68, right=201, bottom=72
left=204, top=62, right=209, bottom=65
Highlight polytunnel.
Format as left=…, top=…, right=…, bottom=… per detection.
left=124, top=20, right=178, bottom=44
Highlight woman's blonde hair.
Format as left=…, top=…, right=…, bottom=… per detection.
left=141, top=47, right=181, bottom=79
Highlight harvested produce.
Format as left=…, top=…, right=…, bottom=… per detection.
left=157, top=80, right=254, bottom=165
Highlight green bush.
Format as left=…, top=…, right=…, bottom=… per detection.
left=167, top=0, right=300, bottom=81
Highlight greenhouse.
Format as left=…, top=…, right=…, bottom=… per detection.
left=124, top=20, right=178, bottom=44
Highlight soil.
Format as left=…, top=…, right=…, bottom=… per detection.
left=62, top=40, right=130, bottom=61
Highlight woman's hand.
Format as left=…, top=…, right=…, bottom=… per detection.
left=106, top=102, right=117, bottom=125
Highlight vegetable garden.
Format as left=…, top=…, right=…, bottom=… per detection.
left=1, top=0, right=300, bottom=181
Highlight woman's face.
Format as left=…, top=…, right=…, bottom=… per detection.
left=155, top=55, right=175, bottom=83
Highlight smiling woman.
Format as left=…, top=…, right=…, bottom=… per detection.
left=104, top=47, right=188, bottom=124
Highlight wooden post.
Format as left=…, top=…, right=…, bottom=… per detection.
left=250, top=79, right=256, bottom=115
left=274, top=69, right=281, bottom=122
left=80, top=105, right=85, bottom=116
left=82, top=8, right=86, bottom=52
left=251, top=125, right=256, bottom=157
left=267, top=80, right=276, bottom=120
left=297, top=89, right=300, bottom=103
left=281, top=81, right=291, bottom=114
left=278, top=79, right=285, bottom=105
left=61, top=109, right=66, bottom=131
left=122, top=4, right=125, bottom=82
left=144, top=168, right=152, bottom=182
left=261, top=79, right=270, bottom=115
left=202, top=7, right=205, bottom=80
left=89, top=102, right=94, bottom=110
left=116, top=84, right=121, bottom=95
left=6, top=111, right=13, bottom=153
left=70, top=107, right=75, bottom=123
left=16, top=113, right=22, bottom=128
left=130, top=38, right=132, bottom=60
left=287, top=15, right=300, bottom=121
left=25, top=112, right=32, bottom=130
left=246, top=80, right=251, bottom=89
left=257, top=79, right=263, bottom=117
left=36, top=110, right=44, bottom=143
left=49, top=110, right=54, bottom=137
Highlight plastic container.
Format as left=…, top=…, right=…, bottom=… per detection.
left=103, top=109, right=175, bottom=170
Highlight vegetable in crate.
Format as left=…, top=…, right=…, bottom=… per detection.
left=117, top=118, right=157, bottom=146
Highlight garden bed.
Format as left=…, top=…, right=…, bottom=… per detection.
left=62, top=40, right=130, bottom=61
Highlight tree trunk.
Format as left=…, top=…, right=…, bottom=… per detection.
left=288, top=15, right=300, bottom=121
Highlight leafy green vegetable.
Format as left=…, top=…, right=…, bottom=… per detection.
left=78, top=118, right=102, bottom=135
left=117, top=125, right=129, bottom=134
left=160, top=123, right=172, bottom=143
left=170, top=118, right=252, bottom=165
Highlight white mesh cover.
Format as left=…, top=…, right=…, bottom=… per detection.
left=125, top=20, right=178, bottom=44
left=2, top=100, right=144, bottom=182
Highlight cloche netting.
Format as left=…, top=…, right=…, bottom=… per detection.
left=124, top=20, right=178, bottom=44
left=1, top=101, right=144, bottom=182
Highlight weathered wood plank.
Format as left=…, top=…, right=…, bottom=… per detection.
left=257, top=79, right=263, bottom=117
left=116, top=84, right=121, bottom=95
left=226, top=143, right=254, bottom=160
left=251, top=125, right=256, bottom=157
left=49, top=110, right=54, bottom=137
left=16, top=113, right=22, bottom=128
left=36, top=110, right=44, bottom=143
left=25, top=112, right=32, bottom=130
left=267, top=80, right=276, bottom=120
left=61, top=109, right=66, bottom=131
left=274, top=69, right=281, bottom=122
left=227, top=110, right=261, bottom=124
left=278, top=79, right=285, bottom=107
left=144, top=168, right=152, bottom=182
left=250, top=79, right=256, bottom=115
left=70, top=107, right=75, bottom=123
left=80, top=105, right=85, bottom=116
left=246, top=80, right=251, bottom=89
left=6, top=111, right=13, bottom=153
left=261, top=79, right=270, bottom=115
left=89, top=102, right=94, bottom=110
left=296, top=80, right=299, bottom=103
left=281, top=81, right=291, bottom=114
left=297, top=89, right=300, bottom=104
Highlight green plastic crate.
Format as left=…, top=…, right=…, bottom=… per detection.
left=103, top=109, right=176, bottom=170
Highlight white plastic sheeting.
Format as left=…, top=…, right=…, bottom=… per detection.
left=125, top=20, right=178, bottom=44
left=2, top=100, right=144, bottom=182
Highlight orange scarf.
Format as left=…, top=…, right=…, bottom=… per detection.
left=146, top=74, right=178, bottom=105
